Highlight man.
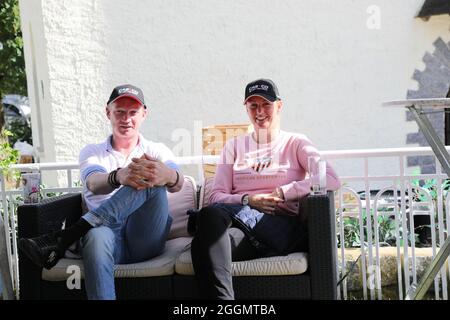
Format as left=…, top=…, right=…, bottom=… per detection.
left=18, top=84, right=184, bottom=299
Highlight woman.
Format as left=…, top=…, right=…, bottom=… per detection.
left=191, top=78, right=341, bottom=300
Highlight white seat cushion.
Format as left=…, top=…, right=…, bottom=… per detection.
left=42, top=237, right=192, bottom=281
left=167, top=176, right=197, bottom=239
left=175, top=245, right=308, bottom=276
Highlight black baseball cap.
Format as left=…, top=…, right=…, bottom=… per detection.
left=243, top=78, right=281, bottom=104
left=107, top=84, right=146, bottom=108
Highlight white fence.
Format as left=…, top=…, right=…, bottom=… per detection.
left=1, top=147, right=450, bottom=300
left=326, top=147, right=450, bottom=300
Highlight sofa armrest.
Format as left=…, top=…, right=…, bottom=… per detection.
left=18, top=193, right=83, bottom=238
left=17, top=193, right=83, bottom=299
left=299, top=191, right=337, bottom=300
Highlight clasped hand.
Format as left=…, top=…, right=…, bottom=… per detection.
left=116, top=154, right=172, bottom=190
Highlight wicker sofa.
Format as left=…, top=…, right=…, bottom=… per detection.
left=17, top=176, right=337, bottom=300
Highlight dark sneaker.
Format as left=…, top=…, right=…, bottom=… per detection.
left=18, top=233, right=65, bottom=270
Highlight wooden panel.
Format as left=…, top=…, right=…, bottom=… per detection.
left=202, top=124, right=252, bottom=176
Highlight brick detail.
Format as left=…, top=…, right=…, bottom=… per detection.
left=406, top=38, right=450, bottom=174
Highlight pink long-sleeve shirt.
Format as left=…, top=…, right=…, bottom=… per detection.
left=209, top=131, right=341, bottom=215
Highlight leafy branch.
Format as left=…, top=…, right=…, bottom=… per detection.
left=0, top=129, right=19, bottom=176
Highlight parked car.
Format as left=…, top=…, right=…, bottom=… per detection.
left=2, top=94, right=31, bottom=129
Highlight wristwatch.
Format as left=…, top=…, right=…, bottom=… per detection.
left=241, top=194, right=249, bottom=206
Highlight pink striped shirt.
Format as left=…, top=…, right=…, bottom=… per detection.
left=209, top=131, right=341, bottom=214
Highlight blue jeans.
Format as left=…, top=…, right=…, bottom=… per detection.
left=80, top=186, right=172, bottom=300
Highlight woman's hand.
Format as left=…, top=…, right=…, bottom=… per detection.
left=248, top=193, right=284, bottom=214
left=269, top=187, right=285, bottom=201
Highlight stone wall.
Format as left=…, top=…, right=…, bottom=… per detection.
left=339, top=247, right=449, bottom=297
left=407, top=38, right=450, bottom=174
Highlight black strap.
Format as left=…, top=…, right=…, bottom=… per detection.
left=336, top=254, right=361, bottom=287
left=230, top=215, right=275, bottom=256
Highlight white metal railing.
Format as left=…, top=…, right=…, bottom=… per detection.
left=1, top=147, right=449, bottom=300
left=324, top=146, right=450, bottom=300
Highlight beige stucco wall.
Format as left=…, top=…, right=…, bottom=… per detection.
left=18, top=0, right=450, bottom=180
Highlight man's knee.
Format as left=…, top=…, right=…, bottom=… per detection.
left=82, top=226, right=115, bottom=256
left=151, top=186, right=167, bottom=198
left=118, top=185, right=167, bottom=204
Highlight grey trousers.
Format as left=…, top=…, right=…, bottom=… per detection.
left=190, top=206, right=260, bottom=300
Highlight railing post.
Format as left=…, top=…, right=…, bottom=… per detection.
left=399, top=156, right=410, bottom=295
left=0, top=171, right=15, bottom=299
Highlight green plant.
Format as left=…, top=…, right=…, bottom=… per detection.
left=409, top=168, right=449, bottom=245
left=410, top=177, right=450, bottom=203
left=339, top=216, right=361, bottom=247
left=337, top=166, right=450, bottom=249
left=7, top=118, right=32, bottom=145
left=40, top=183, right=63, bottom=199
left=0, top=129, right=19, bottom=180
left=377, top=214, right=397, bottom=246
left=39, top=180, right=82, bottom=199
left=0, top=0, right=27, bottom=130
left=337, top=207, right=417, bottom=248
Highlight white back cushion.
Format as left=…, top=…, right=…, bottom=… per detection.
left=167, top=176, right=197, bottom=239
left=199, top=176, right=215, bottom=209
